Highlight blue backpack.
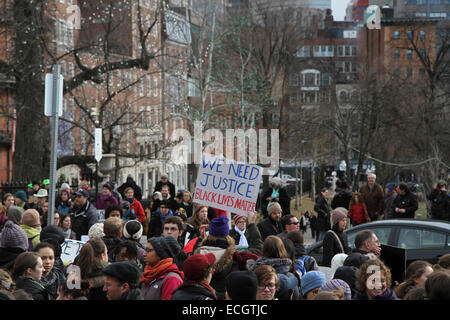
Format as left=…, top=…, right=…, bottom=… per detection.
left=295, top=255, right=309, bottom=278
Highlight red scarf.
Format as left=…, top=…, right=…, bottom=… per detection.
left=140, top=258, right=182, bottom=284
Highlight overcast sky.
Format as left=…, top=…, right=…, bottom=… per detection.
left=332, top=0, right=352, bottom=21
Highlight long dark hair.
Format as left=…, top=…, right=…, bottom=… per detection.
left=76, top=238, right=106, bottom=279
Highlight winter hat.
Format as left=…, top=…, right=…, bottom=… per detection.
left=0, top=221, right=29, bottom=251
left=277, top=273, right=299, bottom=296
left=40, top=225, right=66, bottom=245
left=319, top=279, right=352, bottom=300
left=123, top=220, right=143, bottom=240
left=60, top=183, right=70, bottom=191
left=173, top=209, right=187, bottom=222
left=183, top=253, right=216, bottom=280
left=209, top=216, right=229, bottom=237
left=331, top=253, right=348, bottom=277
left=102, top=183, right=113, bottom=192
left=343, top=253, right=370, bottom=269
left=301, top=271, right=327, bottom=296
left=233, top=214, right=246, bottom=225
left=148, top=236, right=181, bottom=260
left=14, top=190, right=27, bottom=202
left=152, top=192, right=162, bottom=200
left=20, top=209, right=41, bottom=227
left=331, top=207, right=348, bottom=227
left=75, top=189, right=89, bottom=198
left=88, top=222, right=105, bottom=239
left=102, top=261, right=142, bottom=287
left=6, top=206, right=24, bottom=225
left=226, top=270, right=258, bottom=300
left=232, top=251, right=260, bottom=271
left=161, top=173, right=169, bottom=179
left=333, top=266, right=358, bottom=292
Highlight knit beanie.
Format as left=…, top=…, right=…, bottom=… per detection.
left=40, top=225, right=66, bottom=245
left=331, top=207, right=348, bottom=227
left=20, top=209, right=41, bottom=227
left=301, top=271, right=327, bottom=295
left=123, top=220, right=143, bottom=240
left=148, top=236, right=181, bottom=260
left=0, top=221, right=29, bottom=251
left=233, top=214, right=246, bottom=225
left=226, top=270, right=258, bottom=300
left=319, top=279, right=352, bottom=300
left=88, top=222, right=105, bottom=239
left=14, top=190, right=27, bottom=202
left=209, top=216, right=229, bottom=237
left=6, top=206, right=24, bottom=225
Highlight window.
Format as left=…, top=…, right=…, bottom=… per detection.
left=430, top=12, right=447, bottom=18
left=146, top=76, right=151, bottom=97
left=301, top=92, right=319, bottom=104
left=297, top=46, right=310, bottom=57
left=429, top=0, right=441, bottom=4
left=289, top=73, right=299, bottom=86
left=69, top=62, right=74, bottom=77
left=419, top=30, right=426, bottom=40
left=301, top=71, right=320, bottom=86
left=393, top=30, right=400, bottom=39
left=153, top=77, right=158, bottom=96
left=313, top=45, right=333, bottom=57
left=406, top=49, right=413, bottom=59
left=415, top=12, right=427, bottom=17
left=289, top=93, right=297, bottom=105
left=394, top=49, right=400, bottom=59
left=398, top=228, right=446, bottom=249
left=347, top=227, right=392, bottom=250
left=406, top=67, right=413, bottom=79
left=337, top=45, right=355, bottom=57
left=139, top=79, right=144, bottom=96
left=61, top=61, right=66, bottom=78
left=322, top=73, right=330, bottom=86
left=407, top=30, right=413, bottom=40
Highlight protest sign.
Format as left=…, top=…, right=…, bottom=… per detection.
left=61, top=239, right=86, bottom=265
left=192, top=154, right=263, bottom=216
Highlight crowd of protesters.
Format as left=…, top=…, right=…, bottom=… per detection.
left=0, top=173, right=449, bottom=301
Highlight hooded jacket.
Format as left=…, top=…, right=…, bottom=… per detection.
left=95, top=193, right=119, bottom=211
left=70, top=200, right=98, bottom=240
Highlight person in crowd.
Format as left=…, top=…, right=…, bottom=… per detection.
left=58, top=213, right=76, bottom=240
left=157, top=184, right=178, bottom=212
left=56, top=188, right=73, bottom=215
left=118, top=175, right=143, bottom=201
left=70, top=189, right=98, bottom=240
left=433, top=253, right=450, bottom=271
left=246, top=235, right=299, bottom=300
left=277, top=214, right=300, bottom=239
left=33, top=242, right=66, bottom=300
left=105, top=205, right=122, bottom=220
left=394, top=260, right=433, bottom=299
left=193, top=216, right=237, bottom=300
left=299, top=212, right=308, bottom=234
left=319, top=278, right=352, bottom=300
left=253, top=265, right=280, bottom=300
left=424, top=270, right=450, bottom=300
left=3, top=193, right=15, bottom=208
left=344, top=230, right=380, bottom=268
left=313, top=290, right=344, bottom=300
left=314, top=187, right=331, bottom=241
left=73, top=238, right=109, bottom=300
left=121, top=220, right=145, bottom=267
left=353, top=258, right=399, bottom=300
left=286, top=230, right=319, bottom=277
left=225, top=270, right=258, bottom=300
left=0, top=203, right=7, bottom=233
left=300, top=270, right=327, bottom=300
left=114, top=240, right=142, bottom=269
left=171, top=253, right=217, bottom=300
left=95, top=183, right=119, bottom=211
left=333, top=264, right=359, bottom=298
left=57, top=279, right=90, bottom=300
left=123, top=187, right=145, bottom=224
left=331, top=181, right=352, bottom=210
left=309, top=212, right=318, bottom=240
left=88, top=222, right=105, bottom=239
left=39, top=225, right=67, bottom=277
left=102, top=217, right=124, bottom=263
left=184, top=205, right=209, bottom=246
left=153, top=173, right=176, bottom=200
left=147, top=199, right=174, bottom=238
left=6, top=205, right=24, bottom=225
left=180, top=191, right=193, bottom=218
left=427, top=180, right=449, bottom=221
left=322, top=208, right=351, bottom=267
left=257, top=202, right=283, bottom=241
left=391, top=183, right=418, bottom=219
left=348, top=192, right=370, bottom=226
left=403, top=286, right=427, bottom=300
left=119, top=201, right=136, bottom=222
left=12, top=251, right=49, bottom=300
left=0, top=221, right=29, bottom=272
left=261, top=177, right=291, bottom=218
left=102, top=261, right=143, bottom=300
left=383, top=183, right=397, bottom=220
left=229, top=214, right=263, bottom=255
left=359, top=173, right=384, bottom=221
left=19, top=209, right=41, bottom=251
left=140, top=236, right=184, bottom=300
left=14, top=190, right=28, bottom=209
left=161, top=216, right=188, bottom=270
left=33, top=188, right=48, bottom=217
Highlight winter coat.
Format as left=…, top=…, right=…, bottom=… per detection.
left=140, top=263, right=184, bottom=300
left=20, top=225, right=41, bottom=250
left=56, top=200, right=73, bottom=215
left=257, top=216, right=283, bottom=241
left=348, top=202, right=369, bottom=225
left=314, top=194, right=331, bottom=232
left=0, top=247, right=25, bottom=272
left=331, top=190, right=352, bottom=210
left=154, top=180, right=176, bottom=199
left=428, top=189, right=450, bottom=221
left=15, top=277, right=51, bottom=300
left=95, top=193, right=119, bottom=211
left=171, top=283, right=217, bottom=300
left=229, top=223, right=263, bottom=256
left=118, top=180, right=143, bottom=201
left=70, top=200, right=98, bottom=240
left=120, top=288, right=144, bottom=300
left=126, top=198, right=146, bottom=223
left=359, top=184, right=384, bottom=220
left=384, top=192, right=397, bottom=220
left=391, top=191, right=418, bottom=219
left=261, top=187, right=291, bottom=217
left=353, top=288, right=400, bottom=300
left=322, top=226, right=351, bottom=267
left=40, top=267, right=66, bottom=300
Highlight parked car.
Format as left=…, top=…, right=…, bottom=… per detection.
left=306, top=219, right=450, bottom=267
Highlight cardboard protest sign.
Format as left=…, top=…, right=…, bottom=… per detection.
left=193, top=154, right=263, bottom=216
left=61, top=239, right=86, bottom=266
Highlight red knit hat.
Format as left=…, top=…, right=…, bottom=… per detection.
left=183, top=253, right=216, bottom=280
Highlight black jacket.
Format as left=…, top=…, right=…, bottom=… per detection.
left=391, top=191, right=418, bottom=219
left=428, top=189, right=450, bottom=221
left=15, top=277, right=51, bottom=300
left=314, top=194, right=331, bottom=231
left=0, top=247, right=25, bottom=272
left=102, top=236, right=123, bottom=262
left=154, top=180, right=176, bottom=199
left=257, top=217, right=283, bottom=241
left=70, top=200, right=98, bottom=240
left=322, top=226, right=351, bottom=267
left=118, top=179, right=143, bottom=201
left=171, top=283, right=217, bottom=300
left=261, top=187, right=291, bottom=217
left=331, top=190, right=352, bottom=210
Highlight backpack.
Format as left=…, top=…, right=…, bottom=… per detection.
left=294, top=255, right=309, bottom=278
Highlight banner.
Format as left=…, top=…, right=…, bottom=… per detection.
left=61, top=239, right=86, bottom=265
left=192, top=154, right=263, bottom=216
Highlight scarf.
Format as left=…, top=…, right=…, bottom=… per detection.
left=183, top=280, right=217, bottom=300
left=140, top=258, right=175, bottom=284
left=234, top=225, right=249, bottom=248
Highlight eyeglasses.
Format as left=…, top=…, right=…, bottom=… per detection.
left=289, top=221, right=299, bottom=225
left=258, top=283, right=276, bottom=290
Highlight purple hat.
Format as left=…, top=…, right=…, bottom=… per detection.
left=0, top=221, right=29, bottom=251
left=319, top=279, right=352, bottom=300
left=209, top=215, right=229, bottom=237
left=75, top=189, right=89, bottom=197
